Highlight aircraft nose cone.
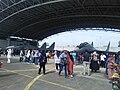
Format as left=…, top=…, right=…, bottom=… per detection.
left=74, top=47, right=80, bottom=52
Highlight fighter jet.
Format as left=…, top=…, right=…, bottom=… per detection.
left=39, top=42, right=46, bottom=51
left=6, top=43, right=38, bottom=50
left=39, top=42, right=55, bottom=51
left=6, top=42, right=55, bottom=51
left=74, top=42, right=117, bottom=54
left=46, top=42, right=55, bottom=51
left=74, top=42, right=96, bottom=53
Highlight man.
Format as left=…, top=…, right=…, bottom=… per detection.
left=115, top=51, right=120, bottom=65
left=82, top=51, right=90, bottom=75
left=115, top=52, right=120, bottom=74
left=59, top=50, right=68, bottom=78
left=100, top=53, right=106, bottom=68
left=38, top=51, right=47, bottom=75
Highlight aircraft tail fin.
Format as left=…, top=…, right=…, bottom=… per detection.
left=106, top=41, right=110, bottom=51
left=39, top=42, right=46, bottom=50
left=91, top=42, right=93, bottom=47
left=47, top=42, right=55, bottom=51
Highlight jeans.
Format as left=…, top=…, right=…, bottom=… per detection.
left=38, top=63, right=46, bottom=74
left=34, top=57, right=38, bottom=65
left=56, top=63, right=60, bottom=70
left=83, top=61, right=90, bottom=75
left=59, top=64, right=67, bottom=77
left=105, top=62, right=108, bottom=75
left=19, top=57, right=23, bottom=62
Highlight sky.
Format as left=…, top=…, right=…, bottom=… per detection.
left=39, top=29, right=120, bottom=47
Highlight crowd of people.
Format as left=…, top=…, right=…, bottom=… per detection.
left=54, top=50, right=74, bottom=78
left=2, top=48, right=120, bottom=90
left=53, top=50, right=120, bottom=90
left=78, top=51, right=120, bottom=90
left=19, top=49, right=74, bottom=78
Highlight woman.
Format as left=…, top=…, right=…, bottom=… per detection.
left=108, top=54, right=117, bottom=80
left=54, top=50, right=61, bottom=72
left=67, top=52, right=74, bottom=77
left=34, top=50, right=39, bottom=65
left=90, top=52, right=99, bottom=72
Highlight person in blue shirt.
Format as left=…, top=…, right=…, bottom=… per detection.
left=115, top=52, right=120, bottom=74
left=115, top=54, right=120, bottom=65
left=38, top=50, right=47, bottom=75
left=59, top=50, right=68, bottom=78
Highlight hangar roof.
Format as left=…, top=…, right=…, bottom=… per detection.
left=0, top=0, right=120, bottom=40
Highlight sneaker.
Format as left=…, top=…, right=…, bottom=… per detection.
left=36, top=65, right=39, bottom=67
left=58, top=73, right=62, bottom=76
left=43, top=73, right=46, bottom=75
left=65, top=76, right=68, bottom=78
left=56, top=70, right=59, bottom=72
left=38, top=73, right=41, bottom=75
left=7, top=61, right=10, bottom=63
left=27, top=62, right=30, bottom=64
left=70, top=75, right=73, bottom=78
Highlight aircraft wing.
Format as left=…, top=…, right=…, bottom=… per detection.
left=95, top=42, right=117, bottom=54
left=94, top=49, right=117, bottom=54
left=6, top=46, right=16, bottom=49
left=22, top=44, right=38, bottom=50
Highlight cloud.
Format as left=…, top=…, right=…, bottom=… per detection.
left=41, top=30, right=120, bottom=47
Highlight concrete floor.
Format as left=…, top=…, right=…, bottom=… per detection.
left=0, top=55, right=111, bottom=90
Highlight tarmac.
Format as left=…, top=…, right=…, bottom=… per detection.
left=0, top=55, right=112, bottom=90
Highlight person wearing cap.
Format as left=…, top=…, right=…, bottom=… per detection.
left=112, top=73, right=120, bottom=90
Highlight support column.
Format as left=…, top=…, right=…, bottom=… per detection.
left=6, top=37, right=11, bottom=46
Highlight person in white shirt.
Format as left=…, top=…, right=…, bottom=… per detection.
left=26, top=50, right=31, bottom=64
left=7, top=49, right=12, bottom=63
left=54, top=50, right=61, bottom=72
left=34, top=50, right=39, bottom=65
left=100, top=53, right=106, bottom=68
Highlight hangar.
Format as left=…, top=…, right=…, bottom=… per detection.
left=0, top=0, right=120, bottom=40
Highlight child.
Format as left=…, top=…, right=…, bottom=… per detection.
left=112, top=73, right=120, bottom=90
